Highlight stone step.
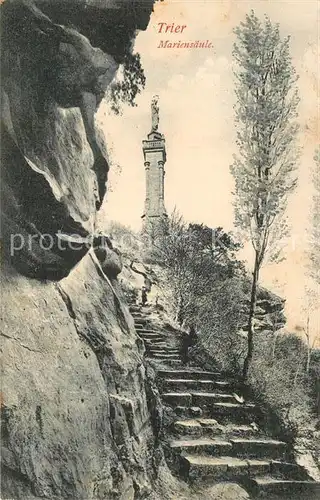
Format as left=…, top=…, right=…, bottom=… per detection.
left=137, top=327, right=163, bottom=331
left=162, top=392, right=237, bottom=407
left=147, top=356, right=182, bottom=365
left=204, top=422, right=260, bottom=439
left=135, top=325, right=155, bottom=331
left=144, top=341, right=168, bottom=347
left=150, top=342, right=178, bottom=347
left=173, top=419, right=259, bottom=439
left=246, top=476, right=320, bottom=498
left=129, top=306, right=142, bottom=313
left=150, top=353, right=181, bottom=359
left=173, top=406, right=204, bottom=418
left=170, top=437, right=232, bottom=456
left=161, top=359, right=183, bottom=366
left=191, top=392, right=237, bottom=406
left=144, top=339, right=167, bottom=344
left=180, top=455, right=271, bottom=482
left=149, top=351, right=181, bottom=357
left=163, top=393, right=192, bottom=406
left=229, top=438, right=287, bottom=460
left=138, top=330, right=164, bottom=336
left=158, top=369, right=221, bottom=381
left=174, top=419, right=203, bottom=436
left=138, top=333, right=164, bottom=341
left=150, top=346, right=180, bottom=355
left=136, top=326, right=152, bottom=332
left=152, top=354, right=181, bottom=361
left=142, top=339, right=165, bottom=346
left=209, top=402, right=257, bottom=422
left=151, top=350, right=179, bottom=356
left=142, top=337, right=165, bottom=343
left=170, top=436, right=286, bottom=461
left=163, top=378, right=233, bottom=392
left=270, top=460, right=310, bottom=481
left=166, top=400, right=257, bottom=422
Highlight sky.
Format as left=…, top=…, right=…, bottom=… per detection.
left=97, top=0, right=320, bottom=342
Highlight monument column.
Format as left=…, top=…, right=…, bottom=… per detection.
left=141, top=96, right=167, bottom=234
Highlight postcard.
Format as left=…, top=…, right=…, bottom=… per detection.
left=1, top=1, right=319, bottom=499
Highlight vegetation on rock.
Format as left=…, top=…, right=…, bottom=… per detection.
left=109, top=53, right=146, bottom=115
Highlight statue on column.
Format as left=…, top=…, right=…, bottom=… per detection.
left=151, top=95, right=160, bottom=132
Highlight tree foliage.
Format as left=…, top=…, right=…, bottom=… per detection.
left=232, top=11, right=299, bottom=255
left=231, top=11, right=299, bottom=379
left=109, top=52, right=146, bottom=114
left=147, top=210, right=245, bottom=327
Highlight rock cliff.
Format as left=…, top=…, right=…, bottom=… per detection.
left=1, top=0, right=153, bottom=279
left=0, top=1, right=158, bottom=498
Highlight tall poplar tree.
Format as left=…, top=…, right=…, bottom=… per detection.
left=231, top=12, right=299, bottom=379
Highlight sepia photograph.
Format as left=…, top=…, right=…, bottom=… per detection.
left=1, top=0, right=319, bottom=499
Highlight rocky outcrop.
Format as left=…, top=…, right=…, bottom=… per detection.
left=253, top=287, right=286, bottom=333
left=1, top=253, right=158, bottom=499
left=1, top=0, right=153, bottom=280
left=94, top=235, right=123, bottom=279
left=1, top=1, right=157, bottom=498
left=240, top=286, right=286, bottom=334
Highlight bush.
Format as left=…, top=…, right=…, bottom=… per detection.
left=192, top=276, right=248, bottom=375
left=249, top=335, right=313, bottom=439
left=195, top=325, right=316, bottom=441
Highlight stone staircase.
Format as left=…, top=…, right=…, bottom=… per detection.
left=160, top=368, right=320, bottom=498
left=130, top=304, right=182, bottom=365
left=130, top=305, right=320, bottom=498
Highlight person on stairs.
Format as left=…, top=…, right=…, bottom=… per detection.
left=141, top=285, right=148, bottom=306
left=181, top=325, right=198, bottom=365
left=130, top=261, right=152, bottom=306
